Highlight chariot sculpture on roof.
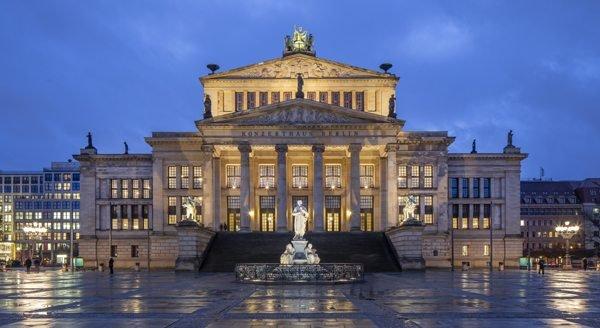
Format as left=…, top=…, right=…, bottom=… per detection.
left=284, top=26, right=315, bottom=56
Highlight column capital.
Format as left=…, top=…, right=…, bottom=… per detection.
left=275, top=144, right=288, bottom=153
left=312, top=144, right=325, bottom=153
left=385, top=143, right=398, bottom=152
left=237, top=143, right=251, bottom=153
left=348, top=143, right=362, bottom=153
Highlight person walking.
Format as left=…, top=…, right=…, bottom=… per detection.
left=108, top=257, right=114, bottom=275
left=538, top=258, right=545, bottom=275
left=25, top=258, right=32, bottom=274
left=583, top=258, right=588, bottom=270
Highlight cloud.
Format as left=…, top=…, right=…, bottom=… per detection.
left=401, top=16, right=472, bottom=61
left=541, top=57, right=600, bottom=82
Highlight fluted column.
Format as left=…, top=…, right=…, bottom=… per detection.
left=201, top=144, right=214, bottom=229
left=349, top=143, right=362, bottom=231
left=312, top=144, right=325, bottom=232
left=276, top=144, right=288, bottom=232
left=386, top=144, right=398, bottom=228
left=238, top=143, right=251, bottom=232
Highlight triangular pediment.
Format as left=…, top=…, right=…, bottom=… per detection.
left=196, top=99, right=404, bottom=127
left=202, top=53, right=395, bottom=79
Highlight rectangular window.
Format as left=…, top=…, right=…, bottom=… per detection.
left=235, top=92, right=244, bottom=111
left=472, top=178, right=480, bottom=198
left=226, top=164, right=241, bottom=188
left=423, top=165, right=433, bottom=188
left=121, top=179, right=129, bottom=199
left=111, top=245, right=118, bottom=258
left=483, top=244, right=490, bottom=256
left=423, top=196, right=433, bottom=224
left=473, top=204, right=480, bottom=229
left=193, top=166, right=202, bottom=189
left=121, top=204, right=129, bottom=230
left=483, top=178, right=491, bottom=198
left=360, top=164, right=374, bottom=188
left=325, top=164, right=342, bottom=189
left=461, top=178, right=469, bottom=198
left=355, top=92, right=364, bottom=111
left=271, top=92, right=280, bottom=104
left=111, top=179, right=119, bottom=199
left=319, top=91, right=328, bottom=103
left=258, top=164, right=275, bottom=189
left=292, top=165, right=308, bottom=189
left=343, top=91, right=352, bottom=108
left=111, top=205, right=119, bottom=230
left=410, top=166, right=420, bottom=188
left=483, top=204, right=491, bottom=229
left=331, top=92, right=340, bottom=106
left=181, top=166, right=189, bottom=189
left=143, top=179, right=151, bottom=199
left=307, top=91, right=316, bottom=101
left=168, top=166, right=177, bottom=189
left=246, top=91, right=256, bottom=109
left=259, top=91, right=268, bottom=106
left=461, top=204, right=469, bottom=229
left=450, top=178, right=459, bottom=198
left=398, top=166, right=407, bottom=188
left=142, top=205, right=149, bottom=229
left=131, top=245, right=139, bottom=258
left=132, top=179, right=141, bottom=199
left=462, top=245, right=469, bottom=256
left=168, top=197, right=177, bottom=225
left=132, top=205, right=140, bottom=230
left=283, top=91, right=292, bottom=101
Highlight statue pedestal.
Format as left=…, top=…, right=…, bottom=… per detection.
left=174, top=220, right=215, bottom=271
left=291, top=240, right=308, bottom=264
left=386, top=222, right=426, bottom=270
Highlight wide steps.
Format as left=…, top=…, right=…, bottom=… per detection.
left=200, top=232, right=400, bottom=272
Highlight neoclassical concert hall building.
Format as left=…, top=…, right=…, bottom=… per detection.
left=75, top=29, right=526, bottom=270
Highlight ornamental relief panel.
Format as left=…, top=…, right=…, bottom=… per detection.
left=235, top=58, right=371, bottom=79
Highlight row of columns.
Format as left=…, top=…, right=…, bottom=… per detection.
left=236, top=143, right=364, bottom=232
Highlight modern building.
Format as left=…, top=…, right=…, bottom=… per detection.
left=520, top=179, right=600, bottom=262
left=75, top=28, right=526, bottom=270
left=0, top=161, right=80, bottom=264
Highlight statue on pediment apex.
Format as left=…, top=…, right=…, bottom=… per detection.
left=284, top=26, right=315, bottom=56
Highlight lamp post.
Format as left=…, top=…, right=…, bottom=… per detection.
left=555, top=221, right=579, bottom=270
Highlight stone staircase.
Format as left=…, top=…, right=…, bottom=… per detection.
left=200, top=232, right=401, bottom=272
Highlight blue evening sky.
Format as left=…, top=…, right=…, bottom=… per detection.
left=1, top=1, right=599, bottom=180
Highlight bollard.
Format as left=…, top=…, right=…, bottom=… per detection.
left=461, top=262, right=470, bottom=271
left=134, top=263, right=140, bottom=272
left=596, top=263, right=600, bottom=271
left=98, top=263, right=104, bottom=272
left=499, top=262, right=505, bottom=271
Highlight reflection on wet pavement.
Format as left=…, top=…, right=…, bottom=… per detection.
left=0, top=270, right=598, bottom=327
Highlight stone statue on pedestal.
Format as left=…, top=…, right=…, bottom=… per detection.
left=402, top=195, right=418, bottom=222
left=388, top=95, right=397, bottom=118
left=292, top=200, right=308, bottom=240
left=182, top=196, right=200, bottom=222
left=280, top=244, right=295, bottom=265
left=305, top=244, right=320, bottom=264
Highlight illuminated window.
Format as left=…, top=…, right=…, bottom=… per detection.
left=461, top=204, right=469, bottom=229
left=520, top=220, right=525, bottom=227
left=111, top=205, right=119, bottom=230
left=121, top=204, right=128, bottom=230
left=343, top=91, right=352, bottom=108
left=462, top=245, right=469, bottom=256
left=235, top=92, right=244, bottom=111
left=259, top=91, right=268, bottom=106
left=483, top=244, right=490, bottom=256
left=292, top=165, right=308, bottom=189
left=473, top=205, right=480, bottom=229
left=423, top=165, right=433, bottom=188
left=132, top=179, right=140, bottom=199
left=132, top=205, right=139, bottom=230
left=355, top=92, right=364, bottom=111
left=246, top=92, right=256, bottom=109
left=271, top=92, right=280, bottom=103
left=410, top=166, right=420, bottom=188
left=307, top=91, right=316, bottom=101
left=423, top=196, right=433, bottom=224
left=398, top=166, right=407, bottom=188
left=193, top=166, right=202, bottom=189
left=360, top=164, right=374, bottom=188
left=131, top=245, right=139, bottom=258
left=142, top=179, right=151, bottom=199
left=226, top=165, right=241, bottom=188
left=483, top=204, right=491, bottom=229
left=111, top=179, right=119, bottom=199
left=142, top=205, right=149, bottom=230
left=258, top=164, right=275, bottom=189
left=325, top=164, right=342, bottom=189
left=331, top=91, right=340, bottom=106
left=319, top=91, right=328, bottom=103
left=121, top=179, right=129, bottom=199
left=167, top=166, right=177, bottom=189
left=168, top=197, right=177, bottom=225
left=181, top=166, right=189, bottom=189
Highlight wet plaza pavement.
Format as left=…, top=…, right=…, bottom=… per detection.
left=0, top=269, right=599, bottom=327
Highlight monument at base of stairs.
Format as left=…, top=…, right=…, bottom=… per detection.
left=235, top=200, right=363, bottom=283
